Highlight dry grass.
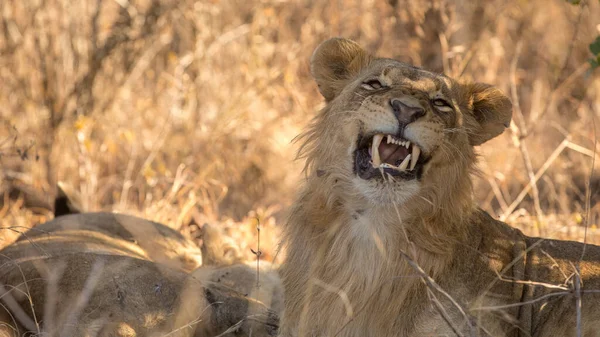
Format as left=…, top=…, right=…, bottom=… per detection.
left=1, top=0, right=600, bottom=254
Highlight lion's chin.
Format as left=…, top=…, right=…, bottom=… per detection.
left=353, top=177, right=421, bottom=205
left=354, top=133, right=428, bottom=181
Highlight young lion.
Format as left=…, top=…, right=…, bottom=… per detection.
left=0, top=213, right=281, bottom=337
left=278, top=38, right=600, bottom=337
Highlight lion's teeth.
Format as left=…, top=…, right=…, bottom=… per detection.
left=371, top=134, right=383, bottom=168
left=410, top=145, right=420, bottom=170
left=405, top=141, right=410, bottom=149
left=398, top=154, right=411, bottom=170
left=387, top=135, right=392, bottom=144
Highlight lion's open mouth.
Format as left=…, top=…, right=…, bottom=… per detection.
left=354, top=133, right=427, bottom=180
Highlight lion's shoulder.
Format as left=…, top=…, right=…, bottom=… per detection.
left=14, top=212, right=203, bottom=271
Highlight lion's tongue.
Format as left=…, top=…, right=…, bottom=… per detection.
left=379, top=142, right=409, bottom=165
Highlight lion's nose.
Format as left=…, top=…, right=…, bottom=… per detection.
left=390, top=99, right=425, bottom=124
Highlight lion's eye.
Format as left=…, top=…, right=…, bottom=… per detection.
left=432, top=98, right=451, bottom=108
left=361, top=79, right=385, bottom=90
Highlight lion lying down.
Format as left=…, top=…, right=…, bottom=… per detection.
left=0, top=213, right=281, bottom=337
left=278, top=38, right=600, bottom=337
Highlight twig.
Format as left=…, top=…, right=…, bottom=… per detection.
left=471, top=291, right=570, bottom=311
left=574, top=264, right=582, bottom=337
left=250, top=217, right=262, bottom=289
left=492, top=273, right=569, bottom=291
left=438, top=32, right=450, bottom=75
left=479, top=159, right=509, bottom=213
left=575, top=94, right=597, bottom=336
left=579, top=111, right=596, bottom=262
left=256, top=218, right=261, bottom=288
left=566, top=142, right=596, bottom=157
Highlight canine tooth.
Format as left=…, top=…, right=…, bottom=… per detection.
left=410, top=146, right=420, bottom=170
left=387, top=135, right=392, bottom=144
left=405, top=141, right=410, bottom=149
left=398, top=154, right=411, bottom=170
left=371, top=134, right=383, bottom=168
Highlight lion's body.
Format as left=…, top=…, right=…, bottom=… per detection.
left=11, top=212, right=203, bottom=271
left=281, top=207, right=600, bottom=337
left=278, top=38, right=600, bottom=337
left=0, top=213, right=280, bottom=337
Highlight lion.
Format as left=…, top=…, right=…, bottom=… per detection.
left=0, top=213, right=281, bottom=337
left=11, top=212, right=204, bottom=272
left=277, top=38, right=600, bottom=337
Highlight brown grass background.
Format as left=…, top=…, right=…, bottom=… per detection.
left=1, top=0, right=600, bottom=257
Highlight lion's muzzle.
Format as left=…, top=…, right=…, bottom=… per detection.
left=390, top=98, right=425, bottom=125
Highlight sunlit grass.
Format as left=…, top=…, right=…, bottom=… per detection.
left=1, top=0, right=600, bottom=251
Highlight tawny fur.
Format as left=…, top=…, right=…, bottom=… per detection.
left=278, top=38, right=600, bottom=337
left=0, top=213, right=281, bottom=337
left=13, top=212, right=203, bottom=271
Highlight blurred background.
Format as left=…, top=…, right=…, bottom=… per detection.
left=1, top=0, right=600, bottom=258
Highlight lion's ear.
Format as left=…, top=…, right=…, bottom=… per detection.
left=465, top=83, right=512, bottom=146
left=310, top=38, right=372, bottom=101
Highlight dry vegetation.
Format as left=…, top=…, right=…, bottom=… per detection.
left=1, top=0, right=600, bottom=254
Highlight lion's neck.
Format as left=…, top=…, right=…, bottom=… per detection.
left=295, top=172, right=475, bottom=259
left=294, top=186, right=470, bottom=276
left=281, top=175, right=475, bottom=335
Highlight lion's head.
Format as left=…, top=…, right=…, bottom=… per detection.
left=298, top=38, right=511, bottom=216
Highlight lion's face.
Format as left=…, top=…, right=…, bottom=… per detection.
left=345, top=62, right=459, bottom=203
left=305, top=38, right=512, bottom=206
